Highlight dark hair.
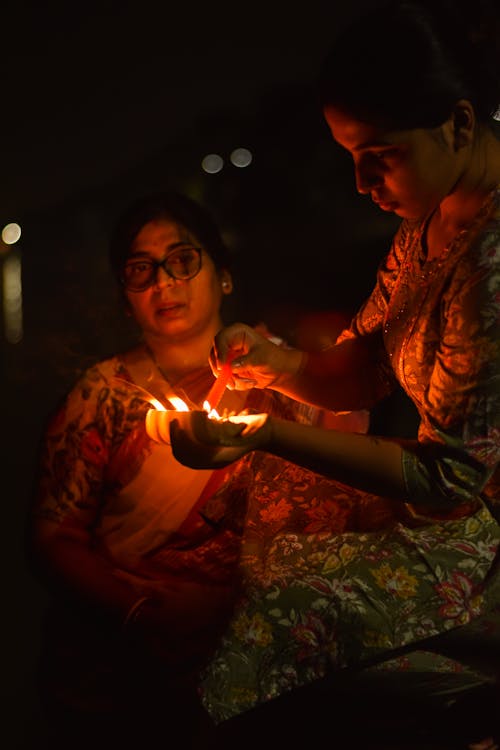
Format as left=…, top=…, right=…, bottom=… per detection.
left=318, top=0, right=500, bottom=130
left=109, top=191, right=231, bottom=284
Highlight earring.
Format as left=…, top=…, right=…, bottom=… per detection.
left=222, top=281, right=230, bottom=290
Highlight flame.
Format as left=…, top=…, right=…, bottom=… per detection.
left=168, top=396, right=190, bottom=412
left=150, top=396, right=190, bottom=413
left=149, top=393, right=217, bottom=417
left=203, top=400, right=222, bottom=419
left=149, top=397, right=167, bottom=412
left=145, top=394, right=267, bottom=446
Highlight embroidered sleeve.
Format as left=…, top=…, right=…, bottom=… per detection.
left=403, top=221, right=500, bottom=508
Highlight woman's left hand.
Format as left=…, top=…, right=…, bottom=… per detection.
left=169, top=410, right=271, bottom=468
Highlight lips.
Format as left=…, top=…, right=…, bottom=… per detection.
left=156, top=302, right=184, bottom=315
left=372, top=196, right=398, bottom=211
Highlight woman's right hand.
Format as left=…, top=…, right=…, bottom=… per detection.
left=125, top=579, right=241, bottom=671
left=210, top=322, right=304, bottom=391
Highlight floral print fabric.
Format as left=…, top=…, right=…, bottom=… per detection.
left=33, top=354, right=337, bottom=710
left=199, top=187, right=500, bottom=724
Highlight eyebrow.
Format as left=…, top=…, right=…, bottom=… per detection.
left=126, top=241, right=197, bottom=260
left=352, top=140, right=396, bottom=153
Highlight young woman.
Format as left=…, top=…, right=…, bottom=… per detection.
left=169, top=1, right=500, bottom=743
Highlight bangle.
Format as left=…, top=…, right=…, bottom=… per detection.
left=122, top=596, right=152, bottom=630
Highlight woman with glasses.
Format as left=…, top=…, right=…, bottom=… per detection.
left=169, top=0, right=500, bottom=745
left=29, top=190, right=365, bottom=749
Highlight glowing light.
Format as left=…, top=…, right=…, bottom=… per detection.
left=203, top=402, right=221, bottom=419
left=227, top=412, right=268, bottom=435
left=201, top=153, right=224, bottom=174
left=230, top=148, right=252, bottom=168
left=3, top=252, right=23, bottom=343
left=168, top=396, right=189, bottom=411
left=145, top=395, right=190, bottom=443
left=204, top=353, right=235, bottom=412
left=149, top=397, right=166, bottom=411
left=2, top=222, right=21, bottom=245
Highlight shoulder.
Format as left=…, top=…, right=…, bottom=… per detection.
left=73, top=353, right=129, bottom=389
left=476, top=187, right=500, bottom=261
left=456, top=187, right=500, bottom=272
left=53, top=355, right=124, bottom=419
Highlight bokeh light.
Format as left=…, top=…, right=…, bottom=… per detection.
left=2, top=222, right=22, bottom=245
left=3, top=252, right=23, bottom=343
left=230, top=148, right=252, bottom=168
left=201, top=154, right=224, bottom=174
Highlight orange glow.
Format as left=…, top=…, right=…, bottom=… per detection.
left=144, top=374, right=268, bottom=448
left=204, top=353, right=235, bottom=412
left=203, top=403, right=221, bottom=419
left=226, top=412, right=268, bottom=435
left=168, top=396, right=189, bottom=411
left=149, top=397, right=166, bottom=411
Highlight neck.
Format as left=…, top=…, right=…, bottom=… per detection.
left=439, top=128, right=500, bottom=230
left=143, top=328, right=219, bottom=385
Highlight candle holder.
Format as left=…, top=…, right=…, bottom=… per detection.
left=145, top=408, right=269, bottom=468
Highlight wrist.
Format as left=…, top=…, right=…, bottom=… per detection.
left=273, top=348, right=307, bottom=389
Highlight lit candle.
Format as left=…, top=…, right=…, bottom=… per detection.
left=145, top=396, right=190, bottom=443
left=146, top=407, right=268, bottom=447
left=204, top=352, right=236, bottom=412
left=145, top=409, right=178, bottom=443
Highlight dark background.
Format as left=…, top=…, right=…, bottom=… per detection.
left=1, top=1, right=415, bottom=744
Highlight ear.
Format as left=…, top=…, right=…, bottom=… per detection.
left=220, top=271, right=233, bottom=295
left=450, top=99, right=475, bottom=150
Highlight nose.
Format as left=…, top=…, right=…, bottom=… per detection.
left=154, top=262, right=175, bottom=288
left=354, top=155, right=383, bottom=195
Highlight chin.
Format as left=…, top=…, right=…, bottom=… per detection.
left=391, top=205, right=423, bottom=221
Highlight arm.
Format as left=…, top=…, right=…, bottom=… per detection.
left=181, top=221, right=500, bottom=511
left=29, top=371, right=238, bottom=663
left=212, top=233, right=403, bottom=412
left=265, top=419, right=407, bottom=499
left=30, top=518, right=238, bottom=654
left=211, top=323, right=391, bottom=412
left=30, top=516, right=146, bottom=625
left=28, top=371, right=142, bottom=625
left=170, top=409, right=411, bottom=501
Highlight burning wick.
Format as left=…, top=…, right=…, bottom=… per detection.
left=144, top=353, right=268, bottom=447
left=203, top=351, right=236, bottom=414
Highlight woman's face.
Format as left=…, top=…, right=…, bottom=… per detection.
left=323, top=106, right=464, bottom=220
left=124, top=218, right=231, bottom=343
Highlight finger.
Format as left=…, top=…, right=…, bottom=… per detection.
left=231, top=376, right=258, bottom=390
left=214, top=324, right=253, bottom=364
left=205, top=420, right=246, bottom=445
left=208, top=345, right=219, bottom=376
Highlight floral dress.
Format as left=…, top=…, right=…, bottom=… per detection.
left=198, top=186, right=500, bottom=723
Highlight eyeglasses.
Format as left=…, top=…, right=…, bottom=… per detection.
left=121, top=247, right=202, bottom=291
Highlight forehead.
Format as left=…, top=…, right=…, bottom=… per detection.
left=323, top=105, right=400, bottom=151
left=131, top=218, right=194, bottom=252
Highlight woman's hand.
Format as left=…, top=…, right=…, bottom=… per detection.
left=125, top=577, right=242, bottom=673
left=169, top=410, right=272, bottom=469
left=210, top=322, right=304, bottom=391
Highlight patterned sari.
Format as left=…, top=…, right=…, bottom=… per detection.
left=33, top=354, right=334, bottom=711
